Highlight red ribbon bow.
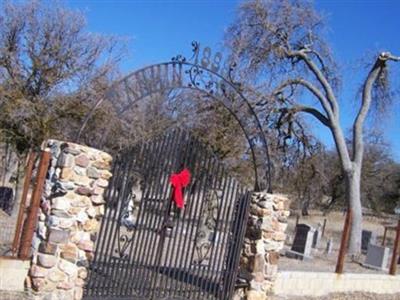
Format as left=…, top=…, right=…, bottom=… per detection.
left=170, top=168, right=191, bottom=209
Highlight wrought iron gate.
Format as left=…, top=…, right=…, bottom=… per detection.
left=84, top=130, right=251, bottom=300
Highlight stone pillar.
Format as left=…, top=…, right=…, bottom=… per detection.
left=27, top=140, right=112, bottom=300
left=239, top=192, right=290, bottom=300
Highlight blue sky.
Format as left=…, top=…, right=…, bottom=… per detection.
left=65, top=0, right=400, bottom=160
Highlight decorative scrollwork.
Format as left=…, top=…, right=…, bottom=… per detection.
left=116, top=171, right=144, bottom=258
left=98, top=41, right=272, bottom=192
left=178, top=42, right=245, bottom=103
left=171, top=54, right=186, bottom=63
left=194, top=189, right=222, bottom=265
left=191, top=40, right=200, bottom=63
left=228, top=62, right=242, bottom=91
left=116, top=234, right=133, bottom=259
left=120, top=171, right=144, bottom=231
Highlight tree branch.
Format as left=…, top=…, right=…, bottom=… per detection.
left=353, top=52, right=399, bottom=164
left=380, top=52, right=400, bottom=62
left=272, top=78, right=335, bottom=121
left=287, top=49, right=339, bottom=115
left=291, top=105, right=331, bottom=128
left=286, top=49, right=354, bottom=170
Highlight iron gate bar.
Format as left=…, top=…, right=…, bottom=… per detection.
left=206, top=177, right=232, bottom=294
left=98, top=153, right=133, bottom=295
left=213, top=177, right=236, bottom=295
left=150, top=131, right=192, bottom=298
left=128, top=130, right=183, bottom=297
left=193, top=161, right=222, bottom=299
left=175, top=138, right=212, bottom=298
left=89, top=159, right=123, bottom=296
left=229, top=190, right=251, bottom=298
left=158, top=133, right=200, bottom=297
left=200, top=158, right=224, bottom=298
left=86, top=157, right=118, bottom=294
left=129, top=132, right=165, bottom=295
left=145, top=130, right=186, bottom=296
left=121, top=137, right=157, bottom=296
left=174, top=139, right=212, bottom=299
left=119, top=139, right=154, bottom=295
left=105, top=149, right=138, bottom=295
left=122, top=135, right=164, bottom=296
left=207, top=169, right=233, bottom=299
left=227, top=191, right=251, bottom=295
left=208, top=174, right=236, bottom=300
left=176, top=140, right=216, bottom=299
left=99, top=156, right=128, bottom=295
left=84, top=129, right=251, bottom=300
left=109, top=136, right=162, bottom=296
left=151, top=130, right=189, bottom=293
left=207, top=174, right=233, bottom=299
left=136, top=130, right=181, bottom=296
left=180, top=145, right=216, bottom=299
left=92, top=142, right=146, bottom=296
left=221, top=183, right=246, bottom=298
left=117, top=135, right=167, bottom=295
left=186, top=141, right=229, bottom=299
left=154, top=130, right=191, bottom=297
left=113, top=143, right=144, bottom=295
left=109, top=149, right=138, bottom=296
left=145, top=133, right=199, bottom=298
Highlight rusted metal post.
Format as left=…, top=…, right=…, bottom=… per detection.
left=18, top=150, right=50, bottom=260
left=389, top=219, right=400, bottom=275
left=335, top=208, right=352, bottom=274
left=12, top=151, right=36, bottom=256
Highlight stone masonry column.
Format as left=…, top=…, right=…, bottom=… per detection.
left=238, top=192, right=290, bottom=300
left=27, top=140, right=112, bottom=300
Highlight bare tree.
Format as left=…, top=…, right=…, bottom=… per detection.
left=227, top=0, right=399, bottom=254
left=0, top=0, right=125, bottom=192
left=0, top=0, right=124, bottom=151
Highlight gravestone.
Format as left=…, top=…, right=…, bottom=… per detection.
left=363, top=244, right=389, bottom=271
left=325, top=238, right=333, bottom=254
left=287, top=224, right=315, bottom=259
left=0, top=187, right=14, bottom=215
left=361, top=230, right=377, bottom=253
left=312, top=223, right=322, bottom=249
left=312, top=230, right=318, bottom=248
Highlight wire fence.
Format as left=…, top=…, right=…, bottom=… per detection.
left=0, top=149, right=42, bottom=258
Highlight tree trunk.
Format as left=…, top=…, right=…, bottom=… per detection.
left=301, top=200, right=310, bottom=216
left=345, top=167, right=363, bottom=255
left=12, top=158, right=27, bottom=217
left=1, top=144, right=19, bottom=186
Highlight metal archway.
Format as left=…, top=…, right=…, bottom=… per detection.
left=77, top=42, right=272, bottom=192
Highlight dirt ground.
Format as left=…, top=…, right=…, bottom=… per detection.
left=279, top=210, right=398, bottom=273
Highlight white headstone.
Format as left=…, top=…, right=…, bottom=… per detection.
left=288, top=224, right=315, bottom=259
left=363, top=244, right=389, bottom=271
